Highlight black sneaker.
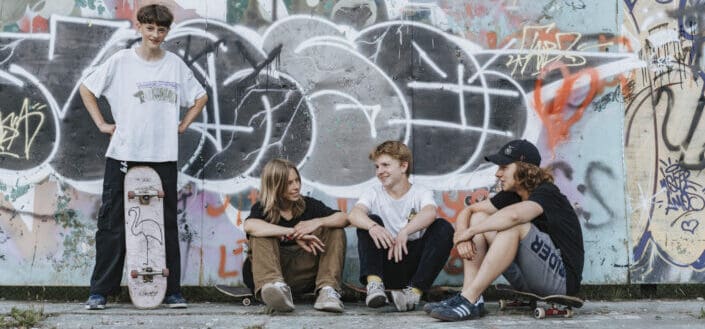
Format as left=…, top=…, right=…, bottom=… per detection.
left=429, top=295, right=480, bottom=321
left=164, top=292, right=188, bottom=308
left=85, top=294, right=107, bottom=310
left=423, top=293, right=461, bottom=314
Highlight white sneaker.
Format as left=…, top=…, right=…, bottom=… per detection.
left=391, top=286, right=420, bottom=312
left=261, top=282, right=294, bottom=312
left=365, top=281, right=388, bottom=308
left=314, top=286, right=344, bottom=313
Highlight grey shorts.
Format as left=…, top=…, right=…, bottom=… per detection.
left=502, top=224, right=567, bottom=296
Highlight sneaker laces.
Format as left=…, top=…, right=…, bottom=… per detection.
left=321, top=287, right=341, bottom=299
left=367, top=281, right=384, bottom=292
left=402, top=286, right=415, bottom=295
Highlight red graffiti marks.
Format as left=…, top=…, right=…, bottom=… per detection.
left=247, top=189, right=259, bottom=205
left=534, top=63, right=600, bottom=152
left=219, top=238, right=248, bottom=278
left=437, top=189, right=489, bottom=223
left=337, top=198, right=349, bottom=213
left=18, top=14, right=48, bottom=33
left=206, top=196, right=230, bottom=217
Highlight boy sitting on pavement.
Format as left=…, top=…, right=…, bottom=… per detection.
left=349, top=141, right=454, bottom=312
left=426, top=139, right=584, bottom=321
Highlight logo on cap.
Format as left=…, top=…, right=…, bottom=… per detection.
left=504, top=145, right=514, bottom=156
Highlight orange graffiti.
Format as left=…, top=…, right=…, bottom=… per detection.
left=236, top=209, right=243, bottom=227
left=218, top=245, right=240, bottom=278
left=247, top=189, right=259, bottom=205
left=19, top=14, right=49, bottom=33
left=232, top=239, right=248, bottom=255
left=437, top=189, right=489, bottom=223
left=486, top=31, right=498, bottom=49
left=206, top=196, right=231, bottom=217
left=534, top=63, right=600, bottom=152
left=337, top=198, right=349, bottom=213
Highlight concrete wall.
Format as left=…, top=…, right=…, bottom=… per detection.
left=0, top=0, right=699, bottom=286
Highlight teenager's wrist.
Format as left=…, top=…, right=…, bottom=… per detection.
left=368, top=222, right=378, bottom=231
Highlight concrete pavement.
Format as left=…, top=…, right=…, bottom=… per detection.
left=2, top=299, right=705, bottom=328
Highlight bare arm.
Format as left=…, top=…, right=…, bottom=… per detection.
left=463, top=200, right=542, bottom=238
left=348, top=204, right=395, bottom=250
left=292, top=211, right=348, bottom=238
left=348, top=204, right=376, bottom=230
left=455, top=199, right=499, bottom=233
left=178, top=93, right=209, bottom=134
left=243, top=218, right=294, bottom=238
left=79, top=84, right=115, bottom=135
left=399, top=204, right=437, bottom=236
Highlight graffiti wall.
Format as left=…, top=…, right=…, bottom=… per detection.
left=0, top=0, right=679, bottom=287
left=624, top=0, right=705, bottom=283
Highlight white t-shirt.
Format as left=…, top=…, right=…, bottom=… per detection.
left=82, top=48, right=206, bottom=162
left=356, top=184, right=436, bottom=241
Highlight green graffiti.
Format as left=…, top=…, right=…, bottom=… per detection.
left=8, top=184, right=30, bottom=202
left=226, top=0, right=248, bottom=25
left=74, top=0, right=96, bottom=10
left=2, top=24, right=20, bottom=32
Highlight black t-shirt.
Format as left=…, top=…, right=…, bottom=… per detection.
left=491, top=182, right=584, bottom=295
left=245, top=196, right=338, bottom=245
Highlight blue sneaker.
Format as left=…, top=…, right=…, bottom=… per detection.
left=429, top=295, right=480, bottom=321
left=85, top=294, right=107, bottom=310
left=164, top=293, right=188, bottom=309
left=423, top=293, right=462, bottom=314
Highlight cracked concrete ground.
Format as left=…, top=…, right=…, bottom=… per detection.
left=2, top=299, right=705, bottom=328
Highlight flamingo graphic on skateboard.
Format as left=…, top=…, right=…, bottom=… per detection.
left=124, top=166, right=168, bottom=309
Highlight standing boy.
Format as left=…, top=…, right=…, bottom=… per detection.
left=427, top=139, right=584, bottom=321
left=80, top=4, right=208, bottom=310
left=349, top=141, right=454, bottom=312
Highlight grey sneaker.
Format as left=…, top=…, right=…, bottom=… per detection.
left=391, top=286, right=421, bottom=312
left=261, top=282, right=295, bottom=312
left=314, top=286, right=344, bottom=313
left=365, top=281, right=388, bottom=308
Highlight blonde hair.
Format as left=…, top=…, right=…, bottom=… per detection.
left=514, top=161, right=554, bottom=193
left=369, top=140, right=413, bottom=176
left=259, top=159, right=305, bottom=224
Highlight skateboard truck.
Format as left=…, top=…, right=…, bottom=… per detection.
left=130, top=267, right=169, bottom=283
left=534, top=304, right=574, bottom=319
left=128, top=189, right=165, bottom=205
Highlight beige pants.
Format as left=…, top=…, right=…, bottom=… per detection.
left=250, top=227, right=346, bottom=296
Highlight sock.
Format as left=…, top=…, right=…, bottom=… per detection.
left=476, top=295, right=484, bottom=305
left=367, top=275, right=382, bottom=284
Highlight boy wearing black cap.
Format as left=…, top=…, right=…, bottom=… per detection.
left=426, top=139, right=584, bottom=322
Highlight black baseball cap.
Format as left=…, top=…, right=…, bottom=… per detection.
left=485, top=139, right=541, bottom=166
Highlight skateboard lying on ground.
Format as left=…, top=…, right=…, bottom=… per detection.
left=215, top=285, right=316, bottom=306
left=495, top=284, right=584, bottom=319
left=215, top=285, right=256, bottom=306
left=125, top=166, right=168, bottom=309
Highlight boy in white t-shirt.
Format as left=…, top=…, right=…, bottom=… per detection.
left=79, top=4, right=208, bottom=310
left=349, top=141, right=454, bottom=312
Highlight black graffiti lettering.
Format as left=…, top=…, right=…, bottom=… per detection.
left=661, top=86, right=705, bottom=170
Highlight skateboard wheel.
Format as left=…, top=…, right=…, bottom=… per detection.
left=242, top=298, right=251, bottom=306
left=128, top=191, right=135, bottom=199
left=158, top=191, right=165, bottom=198
left=498, top=299, right=507, bottom=310
left=565, top=309, right=573, bottom=318
left=534, top=307, right=546, bottom=319
left=130, top=270, right=138, bottom=278
left=162, top=268, right=170, bottom=277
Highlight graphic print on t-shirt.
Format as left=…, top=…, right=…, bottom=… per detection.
left=134, top=81, right=178, bottom=104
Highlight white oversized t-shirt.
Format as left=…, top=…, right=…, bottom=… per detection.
left=356, top=184, right=436, bottom=241
left=82, top=48, right=206, bottom=162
